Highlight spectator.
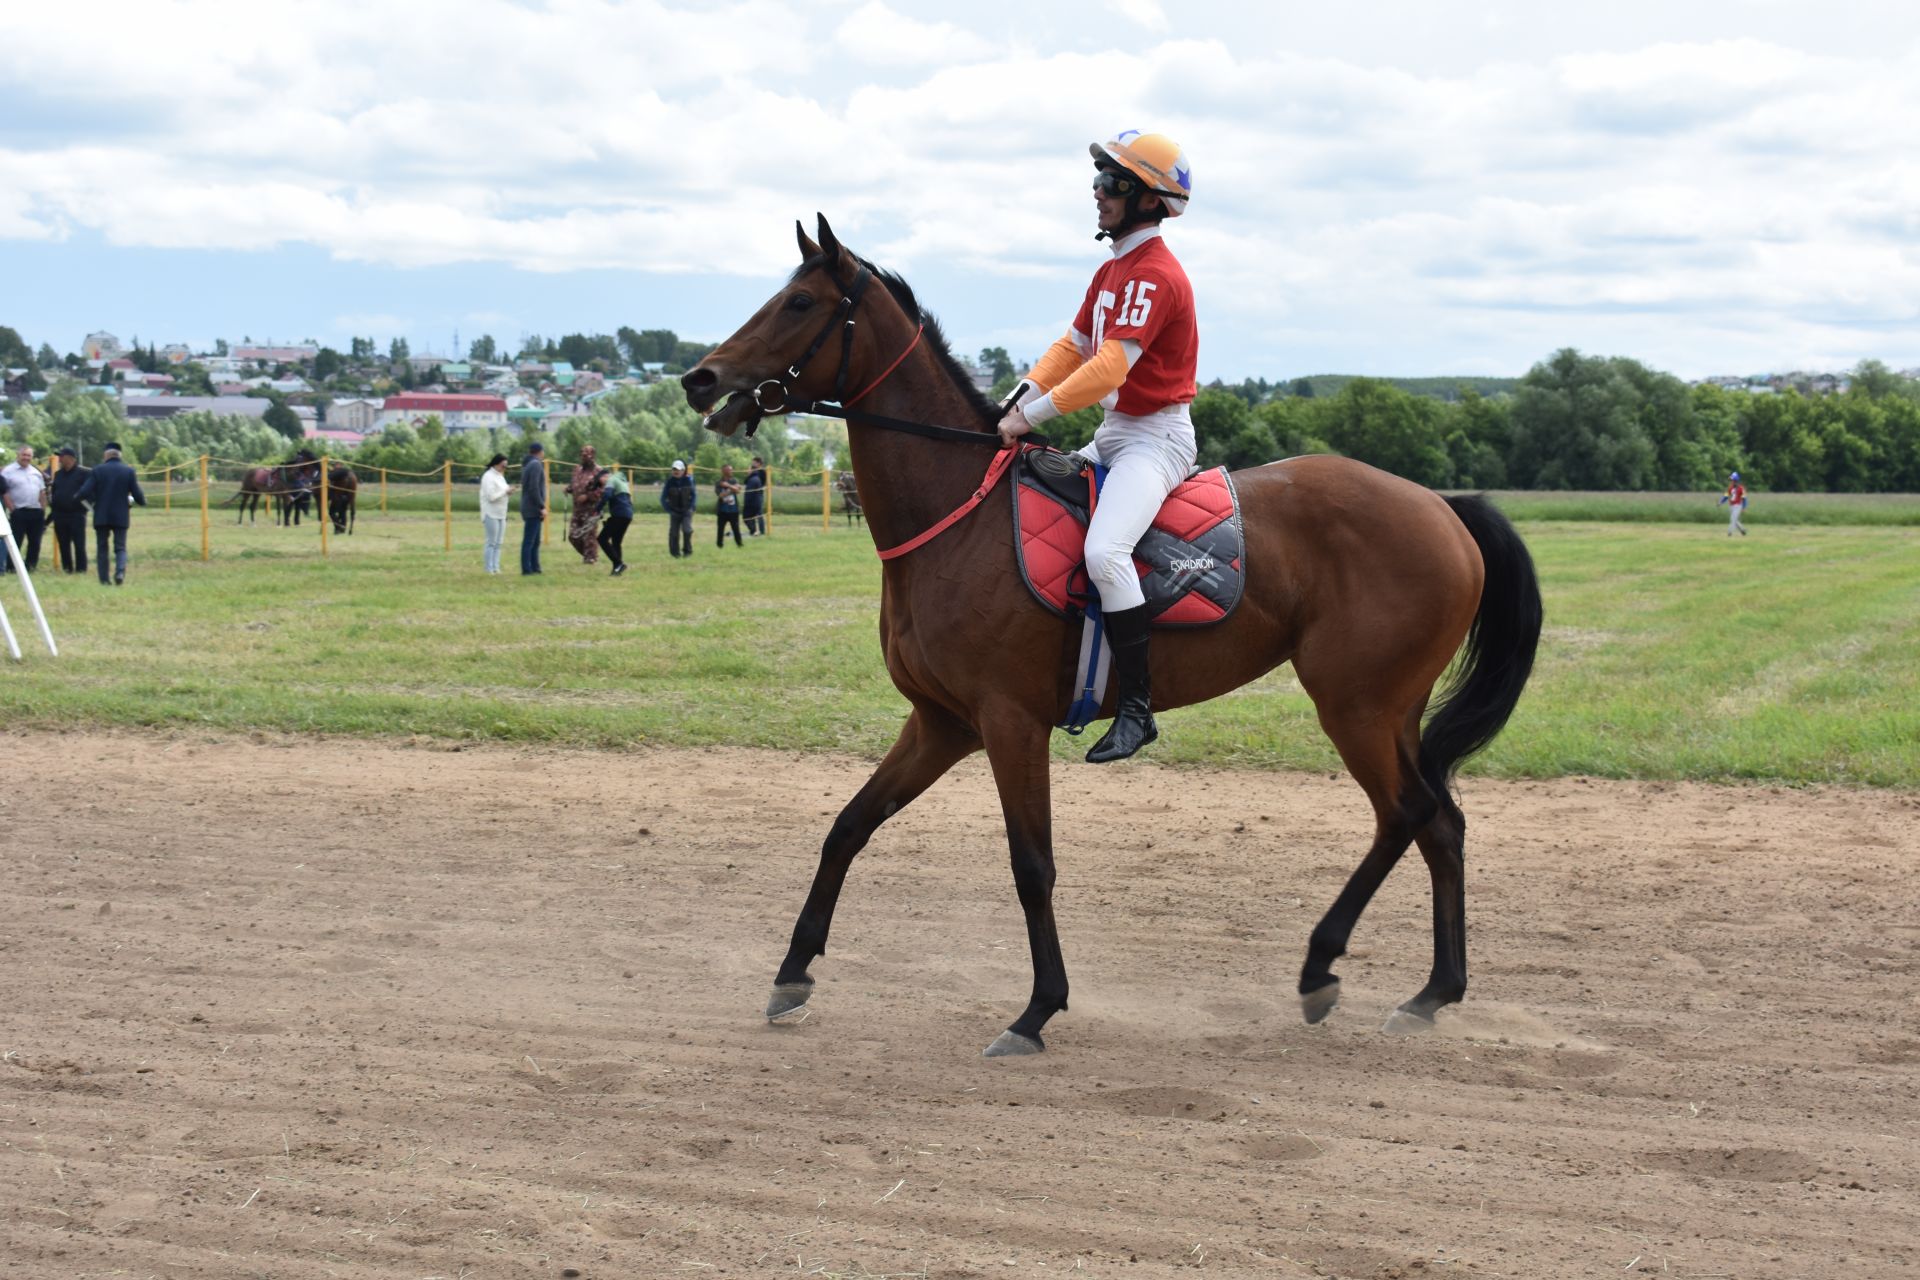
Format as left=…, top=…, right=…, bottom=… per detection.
left=715, top=463, right=743, bottom=548
left=0, top=444, right=48, bottom=573
left=661, top=459, right=695, bottom=558
left=48, top=446, right=91, bottom=575
left=566, top=444, right=608, bottom=565
left=73, top=442, right=145, bottom=586
left=479, top=452, right=515, bottom=574
left=837, top=469, right=863, bottom=524
left=742, top=455, right=767, bottom=536
left=597, top=467, right=633, bottom=575
left=520, top=443, right=548, bottom=575
left=1719, top=471, right=1748, bottom=537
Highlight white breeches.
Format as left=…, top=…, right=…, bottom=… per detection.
left=1728, top=502, right=1745, bottom=532
left=1080, top=405, right=1198, bottom=612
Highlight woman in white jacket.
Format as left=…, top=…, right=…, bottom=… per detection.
left=479, top=453, right=515, bottom=574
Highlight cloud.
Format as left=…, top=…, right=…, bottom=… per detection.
left=835, top=2, right=993, bottom=64
left=1107, top=0, right=1169, bottom=33
left=2, top=4, right=1919, bottom=376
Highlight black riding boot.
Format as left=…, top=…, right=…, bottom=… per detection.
left=1086, top=604, right=1158, bottom=764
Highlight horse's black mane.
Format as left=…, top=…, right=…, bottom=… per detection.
left=792, top=251, right=1001, bottom=427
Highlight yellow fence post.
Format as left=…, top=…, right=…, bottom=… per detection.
left=380, top=468, right=388, bottom=514
left=542, top=457, right=552, bottom=544
left=165, top=465, right=172, bottom=511
left=443, top=460, right=453, bottom=552
left=319, top=461, right=331, bottom=558
left=198, top=455, right=210, bottom=562
left=821, top=467, right=830, bottom=531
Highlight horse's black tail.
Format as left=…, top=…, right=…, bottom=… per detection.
left=1418, top=495, right=1543, bottom=800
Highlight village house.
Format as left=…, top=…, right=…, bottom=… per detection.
left=83, top=331, right=125, bottom=361
left=233, top=343, right=319, bottom=364
left=327, top=398, right=382, bottom=433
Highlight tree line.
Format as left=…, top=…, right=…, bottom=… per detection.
left=1037, top=350, right=1918, bottom=493
left=7, top=335, right=1920, bottom=493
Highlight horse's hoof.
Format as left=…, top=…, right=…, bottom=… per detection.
left=1300, top=980, right=1341, bottom=1025
left=1382, top=1007, right=1435, bottom=1036
left=765, top=983, right=814, bottom=1023
left=983, top=1030, right=1045, bottom=1058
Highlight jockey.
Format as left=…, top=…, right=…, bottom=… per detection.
left=996, top=130, right=1199, bottom=763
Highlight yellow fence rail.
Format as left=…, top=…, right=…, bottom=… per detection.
left=120, top=455, right=857, bottom=562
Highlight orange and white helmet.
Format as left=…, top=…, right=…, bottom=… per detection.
left=1090, top=130, right=1191, bottom=216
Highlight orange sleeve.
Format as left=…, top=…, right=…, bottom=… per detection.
left=1024, top=333, right=1085, bottom=392
left=1040, top=339, right=1130, bottom=416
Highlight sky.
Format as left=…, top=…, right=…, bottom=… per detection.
left=3, top=0, right=1919, bottom=382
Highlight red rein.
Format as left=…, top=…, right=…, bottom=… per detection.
left=874, top=445, right=1019, bottom=562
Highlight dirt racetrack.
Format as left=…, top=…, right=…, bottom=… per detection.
left=3, top=732, right=1916, bottom=1279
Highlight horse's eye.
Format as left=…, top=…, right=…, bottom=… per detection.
left=788, top=293, right=814, bottom=312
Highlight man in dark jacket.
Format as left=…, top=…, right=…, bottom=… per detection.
left=742, top=455, right=767, bottom=536
left=661, top=459, right=695, bottom=558
left=519, top=442, right=547, bottom=575
left=73, top=442, right=146, bottom=585
left=48, top=446, right=91, bottom=574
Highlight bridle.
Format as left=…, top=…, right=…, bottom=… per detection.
left=747, top=263, right=875, bottom=421
left=738, top=260, right=1028, bottom=448
left=722, top=254, right=1054, bottom=562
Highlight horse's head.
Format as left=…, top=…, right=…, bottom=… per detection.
left=682, top=214, right=883, bottom=438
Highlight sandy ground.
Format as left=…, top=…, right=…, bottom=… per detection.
left=2, top=732, right=1916, bottom=1280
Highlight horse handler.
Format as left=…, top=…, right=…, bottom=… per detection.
left=995, top=129, right=1199, bottom=764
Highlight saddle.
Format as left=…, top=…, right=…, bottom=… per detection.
left=1012, top=447, right=1246, bottom=626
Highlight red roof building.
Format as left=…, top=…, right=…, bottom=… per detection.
left=378, top=392, right=509, bottom=434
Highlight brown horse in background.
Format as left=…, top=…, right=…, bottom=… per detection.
left=325, top=464, right=357, bottom=535
left=683, top=216, right=1542, bottom=1058
left=232, top=467, right=280, bottom=523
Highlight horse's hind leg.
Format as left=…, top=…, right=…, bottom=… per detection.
left=1393, top=792, right=1468, bottom=1031
left=1297, top=700, right=1439, bottom=1028
left=766, top=704, right=978, bottom=1023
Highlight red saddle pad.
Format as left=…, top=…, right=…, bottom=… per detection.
left=1013, top=461, right=1246, bottom=626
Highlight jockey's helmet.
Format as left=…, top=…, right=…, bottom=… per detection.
left=1090, top=131, right=1191, bottom=217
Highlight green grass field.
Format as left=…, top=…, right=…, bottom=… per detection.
left=5, top=493, right=1916, bottom=786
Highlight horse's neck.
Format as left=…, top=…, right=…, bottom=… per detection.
left=842, top=350, right=998, bottom=556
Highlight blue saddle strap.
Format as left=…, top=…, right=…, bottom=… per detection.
left=1057, top=463, right=1110, bottom=734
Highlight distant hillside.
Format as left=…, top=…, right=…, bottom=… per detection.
left=1292, top=374, right=1520, bottom=401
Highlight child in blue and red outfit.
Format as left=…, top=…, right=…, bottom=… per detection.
left=1719, top=471, right=1747, bottom=536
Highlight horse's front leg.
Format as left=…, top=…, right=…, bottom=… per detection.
left=767, top=704, right=977, bottom=1023
left=979, top=714, right=1064, bottom=1058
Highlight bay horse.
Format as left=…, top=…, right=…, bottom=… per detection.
left=325, top=463, right=358, bottom=535
left=232, top=467, right=278, bottom=524
left=682, top=216, right=1542, bottom=1057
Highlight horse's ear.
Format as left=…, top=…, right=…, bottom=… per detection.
left=795, top=219, right=821, bottom=262
left=816, top=213, right=845, bottom=266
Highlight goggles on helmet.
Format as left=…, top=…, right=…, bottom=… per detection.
left=1093, top=167, right=1149, bottom=199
